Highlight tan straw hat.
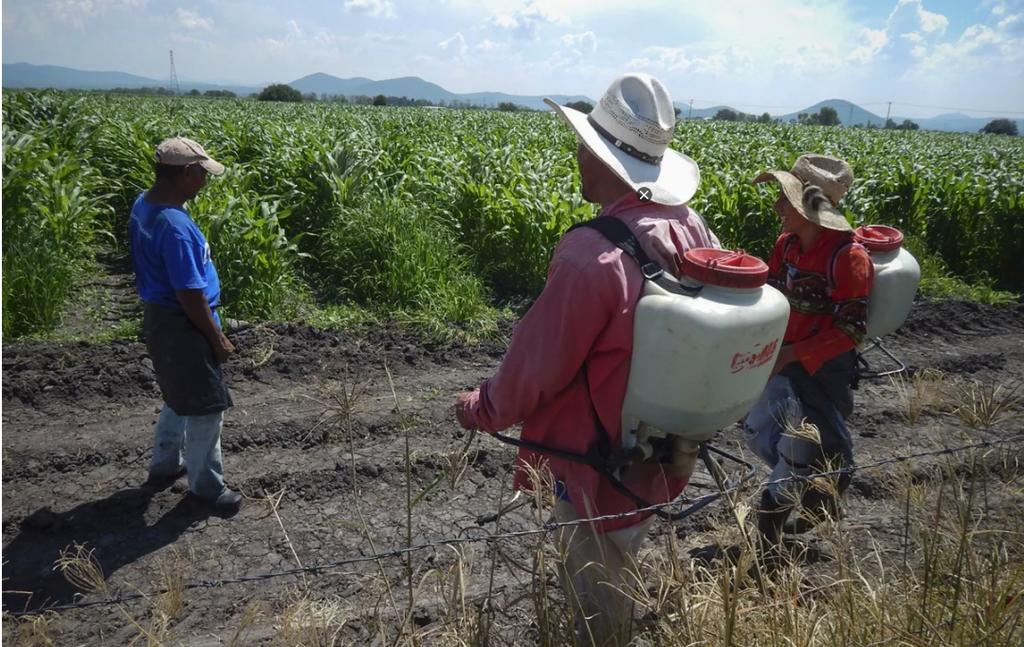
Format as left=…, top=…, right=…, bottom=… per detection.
left=753, top=153, right=853, bottom=231
left=155, top=136, right=225, bottom=175
left=544, top=73, right=700, bottom=206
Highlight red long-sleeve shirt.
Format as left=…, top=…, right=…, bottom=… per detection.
left=461, top=192, right=720, bottom=532
left=767, top=230, right=874, bottom=375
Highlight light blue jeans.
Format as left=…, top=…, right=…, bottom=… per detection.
left=743, top=375, right=835, bottom=504
left=148, top=404, right=226, bottom=499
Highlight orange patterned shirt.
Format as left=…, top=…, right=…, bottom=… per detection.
left=767, top=230, right=874, bottom=375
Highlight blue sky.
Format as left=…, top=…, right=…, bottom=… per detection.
left=3, top=0, right=1022, bottom=118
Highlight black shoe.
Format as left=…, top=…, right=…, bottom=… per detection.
left=189, top=488, right=243, bottom=516
left=783, top=487, right=844, bottom=534
left=757, top=490, right=793, bottom=573
left=144, top=466, right=187, bottom=490
left=782, top=517, right=817, bottom=535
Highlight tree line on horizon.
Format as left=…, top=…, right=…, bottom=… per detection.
left=12, top=83, right=1019, bottom=135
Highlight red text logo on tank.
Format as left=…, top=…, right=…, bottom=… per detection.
left=730, top=339, right=779, bottom=373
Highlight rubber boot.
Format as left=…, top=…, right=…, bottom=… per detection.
left=783, top=471, right=851, bottom=534
left=757, top=489, right=791, bottom=572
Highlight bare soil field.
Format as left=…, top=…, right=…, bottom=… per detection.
left=3, top=297, right=1023, bottom=645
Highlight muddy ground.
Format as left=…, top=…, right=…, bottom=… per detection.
left=2, top=296, right=1023, bottom=645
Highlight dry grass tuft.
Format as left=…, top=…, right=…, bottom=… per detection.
left=153, top=547, right=188, bottom=620
left=782, top=419, right=823, bottom=446
left=226, top=601, right=267, bottom=647
left=440, top=433, right=477, bottom=491
left=53, top=543, right=108, bottom=596
left=627, top=459, right=1024, bottom=647
left=124, top=610, right=171, bottom=647
left=279, top=594, right=349, bottom=647
left=951, top=379, right=1022, bottom=429
left=891, top=368, right=949, bottom=423
left=8, top=611, right=61, bottom=646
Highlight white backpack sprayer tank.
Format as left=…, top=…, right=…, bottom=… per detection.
left=487, top=219, right=787, bottom=521
left=621, top=248, right=790, bottom=477
left=854, top=225, right=920, bottom=338
left=853, top=225, right=921, bottom=377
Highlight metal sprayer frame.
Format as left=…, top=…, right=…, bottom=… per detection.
left=857, top=336, right=908, bottom=378
left=485, top=433, right=757, bottom=525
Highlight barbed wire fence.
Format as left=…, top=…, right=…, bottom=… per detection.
left=4, top=432, right=1021, bottom=618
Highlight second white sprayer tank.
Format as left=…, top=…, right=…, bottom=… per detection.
left=854, top=225, right=921, bottom=339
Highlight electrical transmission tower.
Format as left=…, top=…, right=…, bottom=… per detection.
left=169, top=50, right=181, bottom=95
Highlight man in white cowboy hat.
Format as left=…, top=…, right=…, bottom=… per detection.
left=453, top=73, right=720, bottom=645
left=129, top=136, right=242, bottom=516
left=744, top=154, right=874, bottom=559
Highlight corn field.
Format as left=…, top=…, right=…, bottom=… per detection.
left=3, top=91, right=1023, bottom=339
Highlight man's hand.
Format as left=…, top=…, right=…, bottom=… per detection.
left=771, top=345, right=798, bottom=377
left=176, top=289, right=233, bottom=364
left=454, top=391, right=480, bottom=430
left=213, top=333, right=235, bottom=364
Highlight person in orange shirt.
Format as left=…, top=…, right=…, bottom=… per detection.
left=743, top=154, right=873, bottom=558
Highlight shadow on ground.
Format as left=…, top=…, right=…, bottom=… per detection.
left=2, top=482, right=210, bottom=613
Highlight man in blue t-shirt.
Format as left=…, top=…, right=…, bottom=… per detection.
left=130, top=136, right=241, bottom=515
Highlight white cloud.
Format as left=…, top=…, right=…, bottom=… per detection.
left=51, top=0, right=146, bottom=27
left=265, top=19, right=337, bottom=58
left=627, top=46, right=686, bottom=72
left=438, top=32, right=468, bottom=57
left=913, top=14, right=1024, bottom=75
left=476, top=38, right=503, bottom=52
left=343, top=0, right=396, bottom=20
left=848, top=0, right=950, bottom=64
left=923, top=25, right=999, bottom=65
left=492, top=14, right=518, bottom=29
left=560, top=31, right=596, bottom=54
left=891, top=0, right=945, bottom=35
left=981, top=0, right=1024, bottom=15
left=912, top=1, right=948, bottom=34
left=628, top=45, right=751, bottom=76
left=850, top=27, right=888, bottom=63
left=176, top=8, right=214, bottom=32
left=546, top=30, right=598, bottom=69
left=489, top=2, right=566, bottom=40
left=999, top=13, right=1024, bottom=31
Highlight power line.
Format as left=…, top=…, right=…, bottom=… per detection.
left=889, top=101, right=1024, bottom=115
left=7, top=433, right=1021, bottom=618
left=684, top=97, right=1024, bottom=117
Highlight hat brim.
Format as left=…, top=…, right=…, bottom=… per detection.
left=753, top=170, right=851, bottom=232
left=545, top=98, right=699, bottom=206
left=198, top=158, right=226, bottom=176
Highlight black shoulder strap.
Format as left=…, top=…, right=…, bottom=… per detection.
left=568, top=217, right=700, bottom=296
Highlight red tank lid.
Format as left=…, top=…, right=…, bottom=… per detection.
left=855, top=225, right=904, bottom=252
left=680, top=248, right=769, bottom=289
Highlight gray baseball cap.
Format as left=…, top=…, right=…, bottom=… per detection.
left=155, top=136, right=225, bottom=175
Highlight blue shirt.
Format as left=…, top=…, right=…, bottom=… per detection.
left=129, top=193, right=221, bottom=319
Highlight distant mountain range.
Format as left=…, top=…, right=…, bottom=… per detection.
left=4, top=63, right=1019, bottom=133
left=2, top=63, right=590, bottom=112
left=1, top=62, right=260, bottom=96
left=674, top=97, right=1022, bottom=134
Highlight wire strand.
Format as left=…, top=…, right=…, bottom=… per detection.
left=5, top=433, right=1021, bottom=617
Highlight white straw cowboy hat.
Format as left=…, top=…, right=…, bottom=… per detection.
left=155, top=136, right=226, bottom=175
left=545, top=73, right=699, bottom=206
left=753, top=153, right=853, bottom=231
